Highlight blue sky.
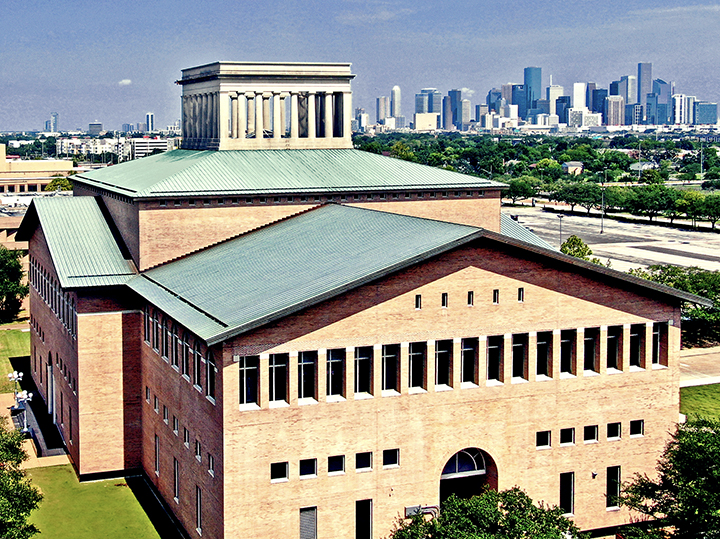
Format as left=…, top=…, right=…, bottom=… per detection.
left=1, top=0, right=719, bottom=131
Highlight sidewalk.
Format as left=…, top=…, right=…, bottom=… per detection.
left=680, top=346, right=720, bottom=387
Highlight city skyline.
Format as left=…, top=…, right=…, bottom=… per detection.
left=1, top=0, right=720, bottom=131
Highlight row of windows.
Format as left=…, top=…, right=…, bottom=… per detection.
left=536, top=420, right=645, bottom=449
left=30, top=315, right=45, bottom=343
left=144, top=307, right=217, bottom=402
left=151, top=189, right=488, bottom=209
left=236, top=323, right=668, bottom=408
left=559, top=466, right=623, bottom=515
left=270, top=449, right=400, bottom=483
left=296, top=500, right=373, bottom=539
left=414, top=288, right=523, bottom=310
left=31, top=347, right=76, bottom=395
left=29, top=257, right=77, bottom=339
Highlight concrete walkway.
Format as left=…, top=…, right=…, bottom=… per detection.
left=680, top=346, right=720, bottom=387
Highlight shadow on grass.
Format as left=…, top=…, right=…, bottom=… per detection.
left=126, top=475, right=188, bottom=539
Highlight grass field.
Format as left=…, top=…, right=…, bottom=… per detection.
left=27, top=465, right=161, bottom=539
left=0, top=329, right=30, bottom=393
left=680, top=384, right=720, bottom=420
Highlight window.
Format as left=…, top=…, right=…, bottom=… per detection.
left=163, top=405, right=169, bottom=424
left=630, top=419, right=645, bottom=437
left=171, top=324, right=180, bottom=369
left=300, top=507, right=318, bottom=539
left=492, top=289, right=499, bottom=304
left=193, top=341, right=203, bottom=390
left=195, top=486, right=202, bottom=534
left=154, top=434, right=160, bottom=476
left=154, top=396, right=159, bottom=414
left=354, top=347, right=373, bottom=395
left=327, top=349, right=345, bottom=398
left=652, top=322, right=666, bottom=365
left=356, top=499, right=373, bottom=539
left=173, top=458, right=180, bottom=502
left=559, top=472, right=574, bottom=515
left=182, top=333, right=191, bottom=378
left=536, top=331, right=552, bottom=377
left=383, top=448, right=400, bottom=468
left=518, top=287, right=525, bottom=302
left=584, top=425, right=598, bottom=443
left=560, top=428, right=575, bottom=445
left=298, top=351, right=317, bottom=400
left=173, top=416, right=179, bottom=436
left=382, top=344, right=400, bottom=392
left=467, top=291, right=474, bottom=306
left=461, top=338, right=478, bottom=385
left=607, top=326, right=622, bottom=370
left=206, top=351, right=216, bottom=400
left=435, top=340, right=453, bottom=387
left=607, top=422, right=621, bottom=440
left=584, top=328, right=599, bottom=372
left=607, top=466, right=621, bottom=508
left=536, top=431, right=551, bottom=448
left=145, top=386, right=150, bottom=403
left=560, top=330, right=576, bottom=375
left=630, top=324, right=645, bottom=368
left=183, top=427, right=190, bottom=448
left=512, top=333, right=528, bottom=379
left=208, top=454, right=214, bottom=477
left=356, top=452, right=372, bottom=472
left=152, top=310, right=160, bottom=351
left=328, top=455, right=345, bottom=475
left=195, top=440, right=202, bottom=462
left=144, top=306, right=151, bottom=343
left=239, top=355, right=259, bottom=406
left=299, top=458, right=317, bottom=478
left=415, top=294, right=422, bottom=310
left=409, top=342, right=426, bottom=390
left=269, top=354, right=289, bottom=403
left=487, top=335, right=503, bottom=382
left=441, top=292, right=448, bottom=308
left=270, top=462, right=289, bottom=482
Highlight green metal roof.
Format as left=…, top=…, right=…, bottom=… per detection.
left=20, top=197, right=136, bottom=288
left=500, top=214, right=556, bottom=251
left=73, top=149, right=506, bottom=198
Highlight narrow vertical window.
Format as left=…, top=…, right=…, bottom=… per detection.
left=300, top=507, right=318, bottom=539
left=144, top=306, right=151, bottom=343
left=461, top=338, right=478, bottom=384
left=467, top=291, right=474, bottom=306
left=154, top=434, right=160, bottom=476
left=196, top=486, right=202, bottom=534
left=512, top=333, right=528, bottom=379
left=652, top=322, right=665, bottom=365
left=195, top=440, right=202, bottom=462
left=208, top=454, right=215, bottom=477
left=607, top=466, right=621, bottom=508
left=441, top=292, right=448, bottom=308
left=536, top=331, right=552, bottom=378
left=173, top=458, right=180, bottom=502
left=492, top=289, right=500, bottom=304
left=629, top=324, right=645, bottom=368
left=326, top=349, right=345, bottom=398
left=559, top=472, right=574, bottom=515
left=435, top=340, right=453, bottom=387
left=269, top=353, right=289, bottom=403
left=409, top=342, right=427, bottom=390
left=630, top=419, right=645, bottom=437
left=518, top=287, right=524, bottom=302
left=381, top=344, right=400, bottom=392
left=298, top=351, right=318, bottom=400
left=239, top=356, right=259, bottom=406
left=206, top=351, right=216, bottom=400
left=560, top=329, right=576, bottom=375
left=415, top=294, right=422, bottom=310
left=607, top=326, right=622, bottom=370
left=173, top=416, right=179, bottom=435
left=354, top=347, right=373, bottom=395
left=171, top=324, right=179, bottom=369
left=193, top=341, right=203, bottom=390
left=584, top=328, right=599, bottom=372
left=487, top=335, right=503, bottom=382
left=356, top=499, right=373, bottom=539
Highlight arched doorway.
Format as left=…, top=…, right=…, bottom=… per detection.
left=439, top=448, right=498, bottom=503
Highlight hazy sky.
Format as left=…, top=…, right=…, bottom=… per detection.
left=2, top=0, right=719, bottom=131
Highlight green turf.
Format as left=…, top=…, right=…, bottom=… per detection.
left=27, top=465, right=161, bottom=539
left=680, top=384, right=720, bottom=420
left=0, top=329, right=30, bottom=393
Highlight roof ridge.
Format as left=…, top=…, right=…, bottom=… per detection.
left=143, top=203, right=325, bottom=271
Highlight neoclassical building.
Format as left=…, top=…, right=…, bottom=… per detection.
left=18, top=62, right=708, bottom=539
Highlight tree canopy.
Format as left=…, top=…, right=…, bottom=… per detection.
left=0, top=247, right=28, bottom=323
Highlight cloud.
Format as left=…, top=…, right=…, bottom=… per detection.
left=336, top=7, right=413, bottom=25
left=118, top=79, right=132, bottom=86
left=461, top=87, right=475, bottom=97
left=628, top=4, right=720, bottom=16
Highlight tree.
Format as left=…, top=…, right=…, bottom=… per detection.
left=505, top=178, right=536, bottom=204
left=619, top=418, right=720, bottom=539
left=389, top=141, right=417, bottom=162
left=702, top=194, right=720, bottom=229
left=626, top=185, right=679, bottom=222
left=390, top=488, right=586, bottom=539
left=639, top=169, right=664, bottom=184
left=0, top=418, right=43, bottom=538
left=44, top=176, right=72, bottom=191
left=0, top=247, right=28, bottom=323
left=561, top=235, right=606, bottom=265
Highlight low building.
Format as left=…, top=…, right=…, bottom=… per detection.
left=562, top=161, right=584, bottom=175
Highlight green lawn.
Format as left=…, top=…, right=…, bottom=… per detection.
left=0, top=329, right=30, bottom=393
left=28, top=465, right=161, bottom=539
left=680, top=384, right=720, bottom=420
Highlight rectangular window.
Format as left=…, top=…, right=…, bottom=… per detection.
left=630, top=419, right=645, bottom=437
left=298, top=351, right=318, bottom=400
left=559, top=472, right=574, bottom=515
left=492, top=289, right=500, bottom=304
left=461, top=338, right=478, bottom=385
left=536, top=431, right=551, bottom=448
left=409, top=342, right=426, bottom=390
left=269, top=353, right=289, bottom=403
left=487, top=335, right=503, bottom=382
left=183, top=427, right=190, bottom=448
left=512, top=333, right=528, bottom=379
left=154, top=434, right=160, bottom=476
left=518, top=287, right=525, bottom=302
left=584, top=425, right=599, bottom=443
left=182, top=334, right=191, bottom=378
left=560, top=330, right=576, bottom=375
left=435, top=340, right=453, bottom=387
left=584, top=328, right=599, bottom=372
left=652, top=322, right=666, bottom=365
left=270, top=462, right=289, bottom=482
left=173, top=416, right=179, bottom=436
left=173, top=458, right=180, bottom=502
left=163, top=405, right=168, bottom=424
left=154, top=396, right=159, bottom=414
left=415, top=294, right=422, bottom=310
left=300, top=458, right=317, bottom=478
left=328, top=455, right=345, bottom=475
left=300, top=507, right=318, bottom=539
left=607, top=326, right=622, bottom=370
left=607, top=466, right=621, bottom=508
left=327, top=349, right=345, bottom=397
left=441, top=292, right=448, bottom=308
left=354, top=347, right=373, bottom=395
left=239, top=356, right=259, bottom=406
left=560, top=428, right=575, bottom=445
left=356, top=499, right=373, bottom=539
left=195, top=440, right=202, bottom=462
left=536, top=331, right=552, bottom=377
left=356, top=452, right=373, bottom=472
left=195, top=486, right=202, bottom=534
left=208, top=454, right=214, bottom=477
left=206, top=352, right=216, bottom=400
left=382, top=448, right=400, bottom=468
left=382, top=344, right=400, bottom=392
left=193, top=343, right=203, bottom=389
left=145, top=386, right=150, bottom=403
left=467, top=291, right=474, bottom=306
left=607, top=422, right=621, bottom=440
left=630, top=324, right=645, bottom=368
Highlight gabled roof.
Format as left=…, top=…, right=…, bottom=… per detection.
left=500, top=214, right=555, bottom=251
left=18, top=197, right=136, bottom=288
left=72, top=149, right=507, bottom=198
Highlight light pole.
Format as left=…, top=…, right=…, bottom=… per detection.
left=7, top=370, right=22, bottom=398
left=558, top=214, right=564, bottom=246
left=601, top=170, right=607, bottom=234
left=15, top=390, right=33, bottom=433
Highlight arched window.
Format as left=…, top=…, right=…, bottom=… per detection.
left=441, top=448, right=486, bottom=479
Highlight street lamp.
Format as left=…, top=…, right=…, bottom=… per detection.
left=558, top=214, right=564, bottom=246
left=7, top=371, right=22, bottom=398
left=15, top=390, right=33, bottom=433
left=601, top=170, right=607, bottom=234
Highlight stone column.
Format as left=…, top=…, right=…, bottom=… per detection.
left=201, top=94, right=208, bottom=141
left=342, top=91, right=352, bottom=140
left=289, top=351, right=298, bottom=407
left=552, top=329, right=561, bottom=378
left=246, top=92, right=255, bottom=137
left=230, top=93, right=238, bottom=139
left=280, top=93, right=288, bottom=138
left=290, top=93, right=299, bottom=139
left=259, top=353, right=270, bottom=409
left=373, top=344, right=382, bottom=396
left=238, top=94, right=247, bottom=140
left=218, top=91, right=229, bottom=147
left=182, top=95, right=188, bottom=139
left=307, top=92, right=316, bottom=139
left=324, top=92, right=333, bottom=138
left=345, top=347, right=354, bottom=399
left=255, top=93, right=264, bottom=139
left=263, top=93, right=272, bottom=134
left=273, top=93, right=282, bottom=139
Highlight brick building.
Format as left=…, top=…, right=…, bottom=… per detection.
left=17, top=62, right=709, bottom=539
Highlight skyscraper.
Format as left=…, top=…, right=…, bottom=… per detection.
left=546, top=84, right=564, bottom=115
left=637, top=62, right=652, bottom=114
left=442, top=96, right=453, bottom=129
left=572, top=82, right=586, bottom=109
left=585, top=83, right=597, bottom=111
left=422, top=89, right=442, bottom=114
left=694, top=102, right=718, bottom=125
left=591, top=89, right=608, bottom=114
left=390, top=86, right=401, bottom=118
left=486, top=88, right=502, bottom=113
left=605, top=96, right=624, bottom=126
left=619, top=76, right=637, bottom=105
left=556, top=96, right=572, bottom=123
left=448, top=89, right=462, bottom=128
left=523, top=67, right=541, bottom=112
left=415, top=93, right=429, bottom=114
left=511, top=84, right=527, bottom=119
left=146, top=112, right=155, bottom=132
left=609, top=81, right=620, bottom=96
left=376, top=96, right=389, bottom=123
left=460, top=99, right=471, bottom=128
left=49, top=112, right=59, bottom=132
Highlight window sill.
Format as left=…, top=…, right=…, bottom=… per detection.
left=435, top=384, right=453, bottom=392
left=486, top=379, right=503, bottom=387
left=239, top=402, right=261, bottom=412
left=300, top=474, right=317, bottom=480
left=408, top=386, right=427, bottom=394
left=173, top=497, right=179, bottom=505
left=630, top=434, right=644, bottom=439
left=559, top=372, right=576, bottom=379
left=629, top=365, right=645, bottom=372
left=383, top=464, right=400, bottom=470
left=206, top=396, right=216, bottom=405
left=607, top=437, right=621, bottom=442
left=182, top=374, right=191, bottom=383
left=652, top=363, right=668, bottom=370
left=326, top=394, right=346, bottom=403
left=536, top=445, right=551, bottom=451
left=269, top=400, right=290, bottom=409
left=584, top=440, right=599, bottom=444
left=356, top=468, right=372, bottom=474
left=298, top=397, right=317, bottom=406
left=535, top=374, right=552, bottom=382
left=583, top=370, right=599, bottom=377
left=328, top=471, right=345, bottom=477
left=354, top=392, right=373, bottom=400
left=559, top=443, right=575, bottom=447
left=607, top=367, right=623, bottom=375
left=460, top=381, right=479, bottom=389
left=270, top=478, right=289, bottom=484
left=606, top=506, right=620, bottom=512
left=511, top=377, right=528, bottom=384
left=381, top=389, right=400, bottom=397
left=193, top=384, right=202, bottom=393
left=171, top=365, right=179, bottom=372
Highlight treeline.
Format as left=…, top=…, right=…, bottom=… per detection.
left=0, top=136, right=57, bottom=158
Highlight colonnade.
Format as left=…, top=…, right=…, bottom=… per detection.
left=182, top=93, right=219, bottom=142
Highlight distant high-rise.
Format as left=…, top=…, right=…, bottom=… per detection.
left=448, top=89, right=462, bottom=128
left=49, top=112, right=59, bottom=132
left=511, top=84, right=527, bottom=119
left=637, top=62, right=652, bottom=114
left=546, top=84, right=563, bottom=115
left=572, top=82, right=586, bottom=109
left=391, top=86, right=401, bottom=118
left=585, top=83, right=597, bottom=111
left=609, top=80, right=620, bottom=96
left=421, top=88, right=442, bottom=115
left=673, top=94, right=695, bottom=124
left=591, top=89, right=608, bottom=114
left=619, top=76, right=637, bottom=105
left=524, top=67, right=542, bottom=111
left=146, top=112, right=155, bottom=132
left=625, top=103, right=643, bottom=125
left=460, top=99, right=471, bottom=128
left=694, top=102, right=718, bottom=125
left=122, top=123, right=134, bottom=133
left=653, top=79, right=673, bottom=105
left=88, top=122, right=103, bottom=136
left=415, top=93, right=429, bottom=114
left=486, top=88, right=503, bottom=112
left=376, top=96, right=390, bottom=123
left=500, top=84, right=514, bottom=103
left=605, top=96, right=625, bottom=126
left=442, top=96, right=453, bottom=129
left=556, top=96, right=572, bottom=123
